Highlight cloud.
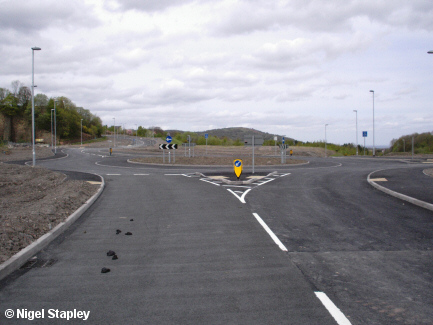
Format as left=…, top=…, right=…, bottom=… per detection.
left=108, top=0, right=195, bottom=12
left=213, top=0, right=433, bottom=36
left=0, top=0, right=99, bottom=32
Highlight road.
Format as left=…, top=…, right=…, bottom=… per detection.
left=1, top=143, right=432, bottom=324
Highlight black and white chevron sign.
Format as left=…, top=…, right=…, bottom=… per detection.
left=159, top=144, right=178, bottom=150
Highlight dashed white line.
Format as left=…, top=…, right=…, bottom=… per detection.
left=252, top=213, right=287, bottom=252
left=315, top=292, right=352, bottom=325
left=106, top=174, right=121, bottom=176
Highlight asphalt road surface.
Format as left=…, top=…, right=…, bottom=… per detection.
left=0, top=144, right=432, bottom=324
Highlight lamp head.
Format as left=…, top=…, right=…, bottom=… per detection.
left=31, top=47, right=41, bottom=51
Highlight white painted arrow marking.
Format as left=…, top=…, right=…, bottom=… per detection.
left=227, top=188, right=251, bottom=203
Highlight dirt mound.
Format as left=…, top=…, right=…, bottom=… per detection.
left=0, top=163, right=98, bottom=264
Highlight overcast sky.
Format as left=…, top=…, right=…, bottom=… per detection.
left=1, top=0, right=432, bottom=145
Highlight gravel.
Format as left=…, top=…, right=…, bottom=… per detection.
left=0, top=147, right=99, bottom=264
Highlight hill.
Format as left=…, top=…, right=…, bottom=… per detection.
left=166, top=127, right=295, bottom=143
left=390, top=131, right=433, bottom=154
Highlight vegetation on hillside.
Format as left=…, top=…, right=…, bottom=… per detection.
left=0, top=80, right=103, bottom=142
left=390, top=132, right=433, bottom=154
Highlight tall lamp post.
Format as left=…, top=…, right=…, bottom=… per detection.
left=54, top=100, right=57, bottom=154
left=428, top=51, right=433, bottom=54
left=51, top=109, right=54, bottom=150
left=31, top=47, right=41, bottom=166
left=325, top=124, right=329, bottom=158
left=112, top=118, right=116, bottom=147
left=81, top=119, right=83, bottom=146
left=353, top=110, right=358, bottom=156
left=135, top=124, right=138, bottom=146
left=370, top=90, right=375, bottom=157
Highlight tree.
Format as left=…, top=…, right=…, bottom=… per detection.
left=0, top=81, right=31, bottom=141
left=1, top=80, right=104, bottom=142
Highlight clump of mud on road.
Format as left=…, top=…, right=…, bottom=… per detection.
left=0, top=163, right=98, bottom=264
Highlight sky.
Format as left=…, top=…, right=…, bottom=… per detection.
left=1, top=0, right=432, bottom=146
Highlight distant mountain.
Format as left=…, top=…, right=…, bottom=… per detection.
left=195, top=127, right=294, bottom=142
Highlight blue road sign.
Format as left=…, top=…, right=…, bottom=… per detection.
left=205, top=133, right=208, bottom=139
left=166, top=135, right=172, bottom=143
left=362, top=131, right=368, bottom=137
left=234, top=160, right=242, bottom=167
left=282, top=137, right=285, bottom=144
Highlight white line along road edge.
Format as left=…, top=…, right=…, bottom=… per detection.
left=252, top=213, right=287, bottom=251
left=315, top=292, right=353, bottom=325
left=252, top=212, right=352, bottom=324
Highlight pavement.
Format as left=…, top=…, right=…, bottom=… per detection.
left=368, top=165, right=433, bottom=206
left=1, top=145, right=433, bottom=324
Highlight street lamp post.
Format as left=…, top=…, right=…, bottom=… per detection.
left=51, top=109, right=54, bottom=150
left=54, top=100, right=57, bottom=154
left=135, top=124, right=138, bottom=146
left=112, top=118, right=116, bottom=147
left=325, top=124, right=329, bottom=158
left=81, top=119, right=83, bottom=146
left=31, top=47, right=41, bottom=166
left=353, top=110, right=358, bottom=156
left=428, top=51, right=433, bottom=54
left=370, top=90, right=375, bottom=157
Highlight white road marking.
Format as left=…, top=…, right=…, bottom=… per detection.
left=252, top=213, right=287, bottom=251
left=256, top=178, right=276, bottom=186
left=315, top=292, right=352, bottom=325
left=106, top=174, right=121, bottom=176
left=227, top=189, right=251, bottom=203
left=200, top=178, right=221, bottom=186
left=134, top=174, right=149, bottom=176
left=222, top=185, right=252, bottom=189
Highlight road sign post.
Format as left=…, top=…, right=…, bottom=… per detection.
left=234, top=159, right=243, bottom=180
left=362, top=131, right=367, bottom=156
left=159, top=144, right=177, bottom=163
left=279, top=144, right=288, bottom=164
left=253, top=136, right=255, bottom=174
left=205, top=133, right=208, bottom=156
left=244, top=135, right=263, bottom=174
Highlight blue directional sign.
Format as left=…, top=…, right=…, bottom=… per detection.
left=166, top=135, right=172, bottom=143
left=234, top=159, right=243, bottom=179
left=282, top=137, right=285, bottom=144
left=205, top=133, right=208, bottom=139
left=362, top=131, right=368, bottom=137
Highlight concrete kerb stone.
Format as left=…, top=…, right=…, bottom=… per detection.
left=367, top=169, right=433, bottom=212
left=127, top=158, right=310, bottom=168
left=182, top=171, right=278, bottom=185
left=220, top=171, right=278, bottom=185
left=0, top=174, right=105, bottom=282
